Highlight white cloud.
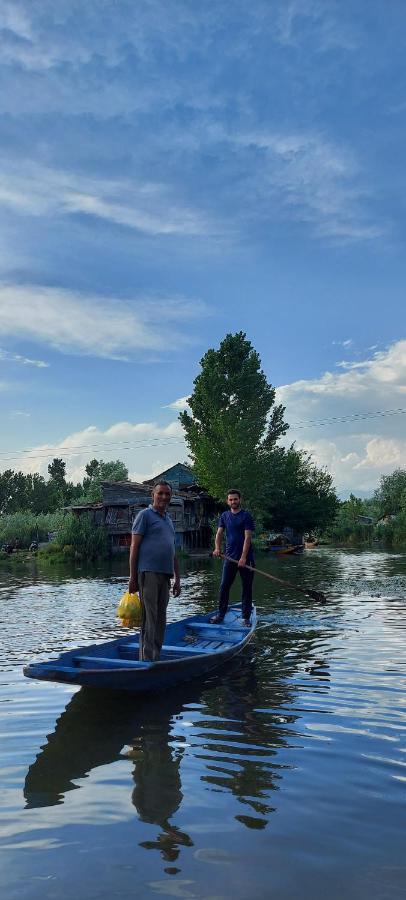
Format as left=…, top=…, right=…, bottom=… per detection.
left=275, top=0, right=358, bottom=51
left=231, top=129, right=384, bottom=243
left=164, top=396, right=190, bottom=410
left=276, top=340, right=406, bottom=495
left=0, top=162, right=211, bottom=237
left=5, top=419, right=187, bottom=483
left=0, top=285, right=206, bottom=359
left=0, top=348, right=49, bottom=367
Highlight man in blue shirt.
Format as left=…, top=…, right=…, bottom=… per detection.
left=129, top=481, right=181, bottom=660
left=212, top=489, right=255, bottom=626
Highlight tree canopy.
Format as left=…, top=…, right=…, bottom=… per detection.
left=263, top=447, right=339, bottom=534
left=180, top=332, right=288, bottom=509
left=374, top=469, right=406, bottom=517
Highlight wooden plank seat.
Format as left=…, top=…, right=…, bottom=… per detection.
left=74, top=656, right=152, bottom=669
left=188, top=623, right=246, bottom=639
left=119, top=643, right=209, bottom=657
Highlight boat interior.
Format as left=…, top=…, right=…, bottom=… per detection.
left=34, top=605, right=253, bottom=672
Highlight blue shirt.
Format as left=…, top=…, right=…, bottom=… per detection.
left=218, top=509, right=255, bottom=563
left=132, top=505, right=175, bottom=574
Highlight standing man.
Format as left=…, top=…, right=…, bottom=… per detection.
left=129, top=481, right=181, bottom=661
left=211, top=489, right=255, bottom=626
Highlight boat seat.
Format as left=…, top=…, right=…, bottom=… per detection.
left=74, top=656, right=152, bottom=669
left=160, top=644, right=207, bottom=654
left=188, top=623, right=246, bottom=637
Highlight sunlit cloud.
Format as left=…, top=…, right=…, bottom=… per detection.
left=276, top=340, right=406, bottom=494
left=0, top=285, right=207, bottom=359
left=0, top=163, right=211, bottom=237
left=3, top=419, right=187, bottom=483
left=164, top=396, right=190, bottom=410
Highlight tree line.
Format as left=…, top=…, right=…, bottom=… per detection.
left=325, top=469, right=406, bottom=546
left=0, top=457, right=129, bottom=516
left=1, top=331, right=404, bottom=551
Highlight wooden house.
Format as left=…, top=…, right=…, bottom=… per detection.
left=68, top=473, right=218, bottom=554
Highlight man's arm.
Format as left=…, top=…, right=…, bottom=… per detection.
left=129, top=533, right=143, bottom=593
left=212, top=526, right=225, bottom=557
left=172, top=555, right=181, bottom=596
left=238, top=530, right=253, bottom=567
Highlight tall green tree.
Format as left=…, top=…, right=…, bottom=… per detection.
left=179, top=332, right=288, bottom=508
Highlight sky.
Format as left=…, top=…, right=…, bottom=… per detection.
left=0, top=0, right=405, bottom=498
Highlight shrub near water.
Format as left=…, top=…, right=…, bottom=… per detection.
left=0, top=510, right=63, bottom=548
left=54, top=513, right=109, bottom=560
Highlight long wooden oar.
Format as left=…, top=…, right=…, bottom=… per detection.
left=219, top=553, right=327, bottom=604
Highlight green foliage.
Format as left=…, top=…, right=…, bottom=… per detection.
left=263, top=447, right=339, bottom=534
left=0, top=510, right=64, bottom=548
left=374, top=469, right=406, bottom=517
left=54, top=513, right=108, bottom=559
left=323, top=475, right=406, bottom=547
left=80, top=458, right=129, bottom=502
left=180, top=332, right=287, bottom=510
left=0, top=467, right=82, bottom=514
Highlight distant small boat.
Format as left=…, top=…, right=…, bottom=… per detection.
left=304, top=541, right=318, bottom=549
left=267, top=544, right=304, bottom=555
left=23, top=604, right=257, bottom=693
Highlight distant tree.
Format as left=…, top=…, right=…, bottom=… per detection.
left=179, top=332, right=288, bottom=509
left=30, top=473, right=53, bottom=514
left=0, top=469, right=17, bottom=514
left=374, top=469, right=406, bottom=517
left=46, top=457, right=69, bottom=508
left=85, top=458, right=100, bottom=479
left=263, top=447, right=339, bottom=534
left=81, top=458, right=129, bottom=502
left=47, top=457, right=66, bottom=487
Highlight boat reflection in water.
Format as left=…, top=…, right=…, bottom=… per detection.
left=24, top=681, right=197, bottom=866
left=24, top=632, right=330, bottom=871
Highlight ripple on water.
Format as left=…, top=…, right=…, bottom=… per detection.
left=0, top=551, right=405, bottom=899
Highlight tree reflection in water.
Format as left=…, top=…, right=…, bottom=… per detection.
left=23, top=623, right=330, bottom=870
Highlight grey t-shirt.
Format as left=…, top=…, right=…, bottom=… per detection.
left=132, top=505, right=175, bottom=574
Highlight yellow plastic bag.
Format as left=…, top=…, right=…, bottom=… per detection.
left=117, top=590, right=142, bottom=627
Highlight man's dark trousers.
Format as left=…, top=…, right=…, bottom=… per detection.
left=219, top=559, right=254, bottom=620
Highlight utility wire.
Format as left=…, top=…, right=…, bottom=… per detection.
left=0, top=407, right=404, bottom=466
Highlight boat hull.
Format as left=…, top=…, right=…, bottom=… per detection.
left=24, top=604, right=257, bottom=692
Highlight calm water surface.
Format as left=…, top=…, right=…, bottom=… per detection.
left=0, top=548, right=405, bottom=899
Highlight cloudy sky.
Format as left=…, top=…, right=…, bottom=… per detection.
left=0, top=0, right=405, bottom=496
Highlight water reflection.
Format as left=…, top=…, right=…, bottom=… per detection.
left=24, top=619, right=331, bottom=870
left=24, top=683, right=196, bottom=865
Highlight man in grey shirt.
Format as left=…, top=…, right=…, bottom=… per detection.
left=129, top=481, right=181, bottom=661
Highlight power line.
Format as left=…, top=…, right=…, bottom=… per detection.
left=0, top=438, right=186, bottom=465
left=0, top=407, right=404, bottom=467
left=291, top=407, right=406, bottom=428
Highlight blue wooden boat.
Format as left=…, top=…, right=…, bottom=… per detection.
left=23, top=603, right=257, bottom=692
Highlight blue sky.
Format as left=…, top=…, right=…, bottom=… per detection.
left=0, top=0, right=405, bottom=496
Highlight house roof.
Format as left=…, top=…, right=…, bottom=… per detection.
left=143, top=462, right=193, bottom=485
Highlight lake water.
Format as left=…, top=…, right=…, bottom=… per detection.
left=0, top=548, right=405, bottom=900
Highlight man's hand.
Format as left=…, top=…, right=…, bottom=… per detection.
left=172, top=578, right=181, bottom=597
left=128, top=576, right=139, bottom=595
left=238, top=556, right=247, bottom=568
left=212, top=548, right=222, bottom=558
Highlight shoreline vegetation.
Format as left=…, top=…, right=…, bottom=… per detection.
left=1, top=338, right=405, bottom=562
